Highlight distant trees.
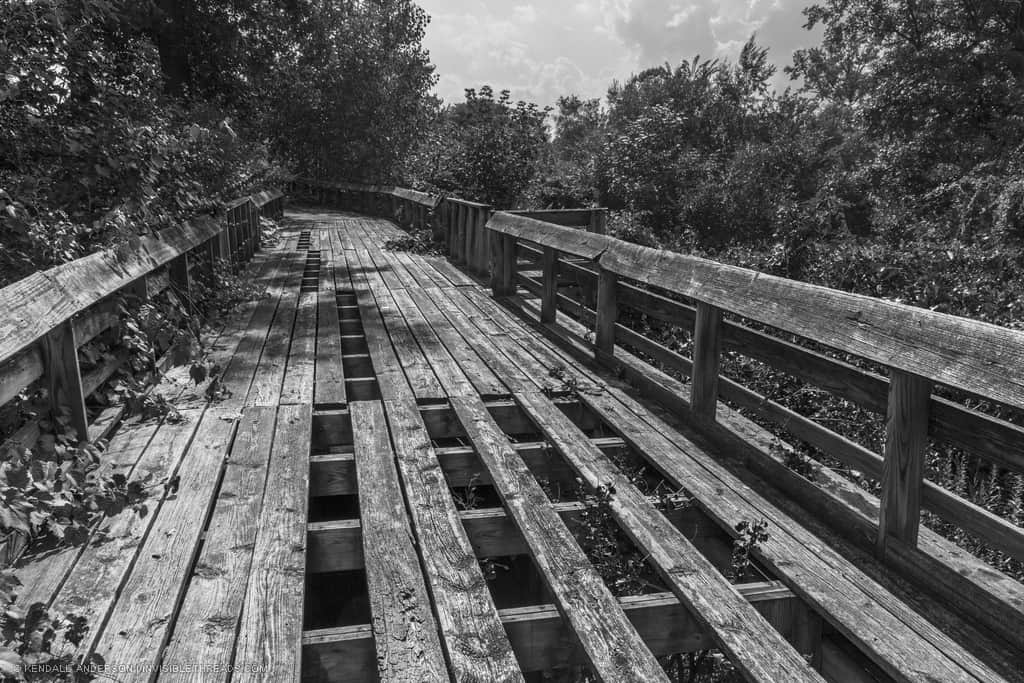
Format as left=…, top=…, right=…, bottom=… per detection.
left=402, top=86, right=549, bottom=207
left=0, top=0, right=437, bottom=284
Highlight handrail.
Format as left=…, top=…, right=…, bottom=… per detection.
left=0, top=189, right=283, bottom=440
left=484, top=209, right=1024, bottom=566
left=487, top=211, right=1024, bottom=411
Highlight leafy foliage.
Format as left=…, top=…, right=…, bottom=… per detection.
left=402, top=86, right=550, bottom=207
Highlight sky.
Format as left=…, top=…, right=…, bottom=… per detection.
left=416, top=0, right=823, bottom=109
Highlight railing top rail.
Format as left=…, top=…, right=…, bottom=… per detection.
left=489, top=211, right=616, bottom=259
left=391, top=187, right=439, bottom=208
left=487, top=211, right=1024, bottom=410
left=251, top=189, right=284, bottom=208
left=0, top=218, right=227, bottom=366
left=443, top=196, right=491, bottom=210
left=507, top=208, right=606, bottom=215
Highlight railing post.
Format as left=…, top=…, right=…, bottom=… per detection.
left=595, top=266, right=617, bottom=357
left=42, top=320, right=88, bottom=441
left=169, top=253, right=191, bottom=299
left=455, top=204, right=466, bottom=264
left=491, top=232, right=516, bottom=297
left=690, top=302, right=723, bottom=421
left=465, top=207, right=476, bottom=269
left=589, top=208, right=608, bottom=235
left=877, top=370, right=932, bottom=556
left=475, top=207, right=491, bottom=275
left=541, top=247, right=558, bottom=324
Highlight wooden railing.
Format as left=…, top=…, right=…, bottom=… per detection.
left=293, top=179, right=608, bottom=278
left=0, top=189, right=284, bottom=448
left=483, top=211, right=1024, bottom=559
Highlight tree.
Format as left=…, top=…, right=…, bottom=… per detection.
left=403, top=86, right=550, bottom=207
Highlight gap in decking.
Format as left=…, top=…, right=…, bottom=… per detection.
left=304, top=570, right=369, bottom=630
left=344, top=378, right=381, bottom=401
left=308, top=494, right=360, bottom=523
left=340, top=334, right=369, bottom=355
left=480, top=555, right=555, bottom=610
left=555, top=401, right=778, bottom=584
left=312, top=409, right=352, bottom=454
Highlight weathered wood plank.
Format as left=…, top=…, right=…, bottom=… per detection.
left=383, top=397, right=523, bottom=682
left=351, top=401, right=448, bottom=681
left=314, top=251, right=347, bottom=405
left=233, top=402, right=312, bottom=682
left=579, top=390, right=997, bottom=683
left=451, top=396, right=669, bottom=682
left=160, top=405, right=278, bottom=680
left=90, top=412, right=236, bottom=671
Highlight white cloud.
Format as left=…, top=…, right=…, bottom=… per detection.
left=513, top=4, right=537, bottom=23
left=416, top=0, right=820, bottom=107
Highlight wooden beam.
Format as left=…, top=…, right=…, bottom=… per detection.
left=42, top=320, right=88, bottom=441
left=595, top=266, right=617, bottom=357
left=690, top=302, right=722, bottom=422
left=491, top=233, right=518, bottom=297
left=877, top=370, right=933, bottom=555
left=351, top=401, right=447, bottom=680
left=540, top=247, right=559, bottom=324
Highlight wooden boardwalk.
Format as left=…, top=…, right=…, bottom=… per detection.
left=9, top=208, right=1022, bottom=682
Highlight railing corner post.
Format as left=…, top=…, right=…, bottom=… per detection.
left=877, top=369, right=933, bottom=557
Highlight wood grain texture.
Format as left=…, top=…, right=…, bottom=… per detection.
left=351, top=401, right=448, bottom=682
left=160, top=405, right=278, bottom=681
left=451, top=396, right=669, bottom=683
left=91, top=412, right=236, bottom=674
left=314, top=256, right=346, bottom=406
left=383, top=396, right=523, bottom=682
left=690, top=303, right=723, bottom=422
left=233, top=403, right=312, bottom=682
left=878, top=371, right=933, bottom=553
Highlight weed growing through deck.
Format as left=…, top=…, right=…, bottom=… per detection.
left=0, top=569, right=101, bottom=681
left=729, top=519, right=770, bottom=583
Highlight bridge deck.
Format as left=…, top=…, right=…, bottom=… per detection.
left=11, top=209, right=1017, bottom=682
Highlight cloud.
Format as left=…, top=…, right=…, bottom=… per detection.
left=416, top=0, right=819, bottom=107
